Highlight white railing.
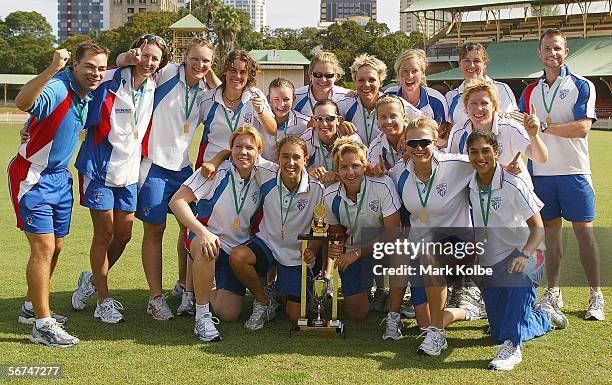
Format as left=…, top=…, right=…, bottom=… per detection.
left=1, top=112, right=29, bottom=124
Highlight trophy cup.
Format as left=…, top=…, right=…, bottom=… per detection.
left=291, top=203, right=345, bottom=338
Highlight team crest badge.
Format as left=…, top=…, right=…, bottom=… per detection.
left=243, top=112, right=253, bottom=124
left=251, top=191, right=259, bottom=204
left=559, top=89, right=570, bottom=99
left=143, top=207, right=151, bottom=217
left=492, top=196, right=502, bottom=210
left=368, top=200, right=380, bottom=213
left=296, top=198, right=308, bottom=211
left=26, top=214, right=34, bottom=226
left=436, top=183, right=448, bottom=197
left=93, top=191, right=103, bottom=203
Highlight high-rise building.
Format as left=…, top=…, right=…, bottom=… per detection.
left=58, top=0, right=107, bottom=42
left=222, top=0, right=267, bottom=32
left=400, top=0, right=450, bottom=38
left=108, top=0, right=179, bottom=30
left=320, top=0, right=377, bottom=23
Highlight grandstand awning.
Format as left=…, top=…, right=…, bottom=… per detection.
left=427, top=37, right=612, bottom=81
left=404, top=0, right=562, bottom=13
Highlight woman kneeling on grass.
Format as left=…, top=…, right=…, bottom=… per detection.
left=169, top=125, right=265, bottom=342
left=466, top=129, right=568, bottom=371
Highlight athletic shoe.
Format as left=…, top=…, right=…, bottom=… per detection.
left=488, top=340, right=522, bottom=371
left=446, top=286, right=463, bottom=308
left=147, top=295, right=175, bottom=321
left=94, top=298, right=125, bottom=324
left=71, top=271, right=96, bottom=311
left=537, top=287, right=564, bottom=309
left=177, top=292, right=196, bottom=316
left=417, top=326, right=448, bottom=356
left=584, top=291, right=605, bottom=321
left=194, top=312, right=221, bottom=342
left=370, top=288, right=388, bottom=312
left=264, top=282, right=282, bottom=305
left=459, top=287, right=487, bottom=320
left=382, top=312, right=402, bottom=340
left=29, top=319, right=79, bottom=348
left=400, top=303, right=416, bottom=319
left=245, top=299, right=279, bottom=330
left=540, top=303, right=569, bottom=329
left=18, top=305, right=68, bottom=325
left=170, top=281, right=186, bottom=298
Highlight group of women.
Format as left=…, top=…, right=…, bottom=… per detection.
left=52, top=34, right=569, bottom=371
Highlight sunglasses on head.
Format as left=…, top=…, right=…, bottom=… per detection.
left=406, top=139, right=433, bottom=148
left=312, top=71, right=335, bottom=79
left=313, top=115, right=338, bottom=123
left=140, top=34, right=167, bottom=48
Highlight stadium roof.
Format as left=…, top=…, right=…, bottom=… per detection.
left=0, top=74, right=37, bottom=85
left=404, top=0, right=565, bottom=12
left=427, top=37, right=612, bottom=81
left=249, top=50, right=310, bottom=65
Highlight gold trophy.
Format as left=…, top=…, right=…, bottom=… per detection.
left=291, top=203, right=345, bottom=338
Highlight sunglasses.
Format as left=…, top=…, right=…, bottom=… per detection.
left=313, top=115, right=338, bottom=123
left=140, top=34, right=167, bottom=48
left=406, top=139, right=433, bottom=148
left=312, top=71, right=335, bottom=79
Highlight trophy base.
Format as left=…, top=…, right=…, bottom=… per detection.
left=289, top=320, right=345, bottom=338
left=312, top=231, right=328, bottom=237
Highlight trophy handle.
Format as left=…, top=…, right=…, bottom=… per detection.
left=300, top=240, right=308, bottom=320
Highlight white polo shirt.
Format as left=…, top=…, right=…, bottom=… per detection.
left=261, top=110, right=309, bottom=162
left=253, top=166, right=325, bottom=266
left=367, top=132, right=403, bottom=170
left=518, top=66, right=597, bottom=176
left=385, top=85, right=449, bottom=124
left=143, top=63, right=210, bottom=171
left=446, top=115, right=534, bottom=189
left=196, top=86, right=271, bottom=167
left=299, top=128, right=363, bottom=170
left=293, top=84, right=350, bottom=117
left=468, top=165, right=543, bottom=266
left=324, top=176, right=400, bottom=250
left=389, top=151, right=473, bottom=229
left=446, top=76, right=518, bottom=126
left=184, top=160, right=262, bottom=254
left=337, top=93, right=422, bottom=146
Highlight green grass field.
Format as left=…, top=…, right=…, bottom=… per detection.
left=0, top=122, right=610, bottom=385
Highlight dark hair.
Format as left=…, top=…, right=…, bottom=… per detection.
left=130, top=34, right=168, bottom=71
left=276, top=135, right=308, bottom=159
left=221, top=50, right=258, bottom=89
left=75, top=40, right=110, bottom=63
left=466, top=128, right=499, bottom=152
left=268, top=77, right=295, bottom=96
left=458, top=42, right=489, bottom=65
left=539, top=28, right=567, bottom=48
left=313, top=99, right=340, bottom=115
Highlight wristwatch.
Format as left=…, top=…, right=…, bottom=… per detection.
left=519, top=250, right=534, bottom=259
left=540, top=121, right=548, bottom=132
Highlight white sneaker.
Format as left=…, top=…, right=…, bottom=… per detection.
left=382, top=312, right=402, bottom=340
left=177, top=292, right=196, bottom=316
left=584, top=291, right=605, bottom=321
left=94, top=298, right=125, bottom=323
left=417, top=326, right=448, bottom=356
left=71, top=271, right=96, bottom=311
left=370, top=288, right=388, bottom=312
left=170, top=281, right=185, bottom=298
left=488, top=340, right=522, bottom=371
left=540, top=303, right=569, bottom=329
left=194, top=312, right=221, bottom=342
left=30, top=319, right=79, bottom=348
left=147, top=295, right=175, bottom=321
left=245, top=299, right=279, bottom=330
left=18, top=305, right=68, bottom=325
left=538, top=287, right=564, bottom=309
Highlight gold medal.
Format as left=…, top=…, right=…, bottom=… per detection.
left=546, top=115, right=551, bottom=126
left=233, top=217, right=240, bottom=231
left=280, top=229, right=285, bottom=240
left=183, top=122, right=190, bottom=134
left=133, top=131, right=138, bottom=140
left=79, top=130, right=86, bottom=141
left=420, top=211, right=429, bottom=223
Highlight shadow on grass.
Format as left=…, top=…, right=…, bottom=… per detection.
left=0, top=290, right=493, bottom=371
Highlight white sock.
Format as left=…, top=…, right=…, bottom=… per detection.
left=24, top=301, right=33, bottom=311
left=195, top=303, right=210, bottom=319
left=35, top=317, right=53, bottom=329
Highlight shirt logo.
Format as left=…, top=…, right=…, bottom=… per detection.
left=26, top=214, right=34, bottom=226
left=559, top=89, right=570, bottom=99
left=93, top=191, right=103, bottom=203
left=243, top=112, right=253, bottom=124
left=492, top=196, right=502, bottom=211
left=143, top=207, right=151, bottom=217
left=368, top=199, right=380, bottom=213
left=115, top=108, right=133, bottom=114
left=296, top=198, right=308, bottom=211
left=251, top=191, right=259, bottom=204
left=436, top=183, right=448, bottom=197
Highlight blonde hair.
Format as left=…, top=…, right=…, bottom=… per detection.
left=310, top=51, right=345, bottom=78
left=229, top=125, right=263, bottom=153
left=350, top=53, right=387, bottom=83
left=462, top=78, right=500, bottom=112
left=186, top=38, right=215, bottom=56
left=375, top=95, right=406, bottom=117
left=394, top=49, right=428, bottom=86
left=331, top=136, right=368, bottom=170
left=405, top=116, right=438, bottom=139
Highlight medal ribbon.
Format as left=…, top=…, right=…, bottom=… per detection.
left=131, top=77, right=147, bottom=126
left=477, top=176, right=493, bottom=227
left=416, top=168, right=437, bottom=210
left=184, top=83, right=200, bottom=122
left=229, top=170, right=252, bottom=221
left=360, top=106, right=376, bottom=145
left=223, top=102, right=244, bottom=133
left=279, top=177, right=299, bottom=232
left=343, top=178, right=367, bottom=239
left=540, top=78, right=563, bottom=116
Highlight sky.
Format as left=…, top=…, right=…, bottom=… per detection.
left=0, top=0, right=401, bottom=39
